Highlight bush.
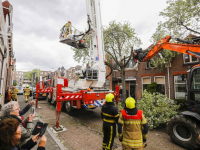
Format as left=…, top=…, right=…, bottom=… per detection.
left=147, top=82, right=157, bottom=93
left=137, top=90, right=180, bottom=129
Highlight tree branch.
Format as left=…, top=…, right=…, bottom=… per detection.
left=180, top=22, right=200, bottom=34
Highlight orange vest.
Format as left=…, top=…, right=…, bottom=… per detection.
left=121, top=109, right=143, bottom=120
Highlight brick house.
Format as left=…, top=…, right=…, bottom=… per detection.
left=108, top=49, right=199, bottom=100
left=0, top=0, right=15, bottom=105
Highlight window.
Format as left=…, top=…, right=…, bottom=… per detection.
left=142, top=77, right=151, bottom=91
left=19, top=72, right=23, bottom=74
left=174, top=75, right=187, bottom=99
left=146, top=60, right=155, bottom=69
left=125, top=59, right=136, bottom=69
left=183, top=54, right=198, bottom=64
left=155, top=76, right=165, bottom=95
left=41, top=72, right=43, bottom=75
left=191, top=68, right=200, bottom=90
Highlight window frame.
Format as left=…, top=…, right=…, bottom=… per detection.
left=183, top=54, right=199, bottom=64
left=174, top=75, right=187, bottom=99
left=154, top=76, right=166, bottom=95
left=142, top=77, right=151, bottom=92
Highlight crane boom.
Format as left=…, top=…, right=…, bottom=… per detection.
left=134, top=36, right=200, bottom=62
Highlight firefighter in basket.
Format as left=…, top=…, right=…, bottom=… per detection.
left=64, top=21, right=72, bottom=38
left=24, top=85, right=31, bottom=103
left=101, top=93, right=119, bottom=150
left=10, top=86, right=18, bottom=101
left=118, top=97, right=148, bottom=150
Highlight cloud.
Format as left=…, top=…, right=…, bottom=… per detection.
left=7, top=0, right=168, bottom=71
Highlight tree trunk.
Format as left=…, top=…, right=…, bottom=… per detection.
left=121, top=67, right=126, bottom=102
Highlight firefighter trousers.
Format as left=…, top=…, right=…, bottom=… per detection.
left=25, top=95, right=29, bottom=101
left=122, top=145, right=145, bottom=150
left=103, top=124, right=116, bottom=150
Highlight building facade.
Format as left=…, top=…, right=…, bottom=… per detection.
left=0, top=0, right=15, bottom=105
left=109, top=52, right=199, bottom=100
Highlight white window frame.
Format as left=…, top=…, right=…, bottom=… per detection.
left=183, top=54, right=199, bottom=64
left=154, top=76, right=166, bottom=94
left=174, top=75, right=187, bottom=99
left=142, top=77, right=151, bottom=92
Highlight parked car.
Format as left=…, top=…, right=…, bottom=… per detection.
left=32, top=87, right=48, bottom=100
left=15, top=86, right=23, bottom=95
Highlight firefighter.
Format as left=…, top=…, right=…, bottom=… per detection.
left=64, top=21, right=72, bottom=38
left=24, top=85, right=31, bottom=102
left=118, top=97, right=148, bottom=150
left=10, top=86, right=18, bottom=101
left=101, top=93, right=119, bottom=150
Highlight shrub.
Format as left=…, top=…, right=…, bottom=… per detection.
left=147, top=82, right=157, bottom=93
left=137, top=90, right=180, bottom=129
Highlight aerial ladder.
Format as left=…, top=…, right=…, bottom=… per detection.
left=134, top=35, right=200, bottom=149
left=36, top=0, right=119, bottom=131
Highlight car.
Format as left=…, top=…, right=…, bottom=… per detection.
left=15, top=86, right=23, bottom=95
left=32, top=87, right=48, bottom=100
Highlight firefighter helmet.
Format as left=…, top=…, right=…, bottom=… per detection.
left=105, top=93, right=114, bottom=102
left=125, top=97, right=136, bottom=109
left=26, top=85, right=29, bottom=88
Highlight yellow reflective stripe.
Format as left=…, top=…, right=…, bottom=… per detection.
left=141, top=119, right=147, bottom=124
left=107, top=126, right=113, bottom=150
left=118, top=118, right=124, bottom=124
left=101, top=111, right=115, bottom=117
left=103, top=143, right=106, bottom=145
left=114, top=114, right=119, bottom=118
left=103, top=118, right=115, bottom=123
left=122, top=141, right=143, bottom=147
left=123, top=137, right=143, bottom=142
left=124, top=120, right=141, bottom=124
left=143, top=134, right=147, bottom=138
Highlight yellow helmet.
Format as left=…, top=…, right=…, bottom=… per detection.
left=105, top=93, right=114, bottom=102
left=26, top=85, right=29, bottom=88
left=125, top=97, right=136, bottom=109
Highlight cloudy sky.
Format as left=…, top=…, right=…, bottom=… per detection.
left=7, top=0, right=168, bottom=71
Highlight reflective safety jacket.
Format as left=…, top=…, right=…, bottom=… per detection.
left=10, top=88, right=18, bottom=95
left=118, top=109, right=148, bottom=149
left=101, top=102, right=119, bottom=124
left=24, top=88, right=31, bottom=96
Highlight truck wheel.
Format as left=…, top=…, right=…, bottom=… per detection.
left=64, top=101, right=72, bottom=113
left=166, top=114, right=200, bottom=150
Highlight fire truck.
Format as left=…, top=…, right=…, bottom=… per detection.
left=35, top=0, right=119, bottom=130
left=134, top=36, right=200, bottom=149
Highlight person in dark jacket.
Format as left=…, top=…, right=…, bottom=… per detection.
left=1, top=102, right=35, bottom=146
left=0, top=117, right=46, bottom=150
left=101, top=93, right=119, bottom=150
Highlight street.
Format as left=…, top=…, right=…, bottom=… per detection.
left=17, top=95, right=186, bottom=150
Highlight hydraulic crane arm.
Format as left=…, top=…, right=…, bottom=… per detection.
left=134, top=36, right=200, bottom=62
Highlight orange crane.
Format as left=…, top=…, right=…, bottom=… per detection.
left=134, top=35, right=200, bottom=149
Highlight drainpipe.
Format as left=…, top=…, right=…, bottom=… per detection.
left=167, top=66, right=170, bottom=99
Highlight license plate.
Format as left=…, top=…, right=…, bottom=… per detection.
left=88, top=105, right=95, bottom=108
left=42, top=93, right=46, bottom=96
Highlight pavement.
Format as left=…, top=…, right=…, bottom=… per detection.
left=18, top=95, right=66, bottom=150
left=18, top=95, right=185, bottom=150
